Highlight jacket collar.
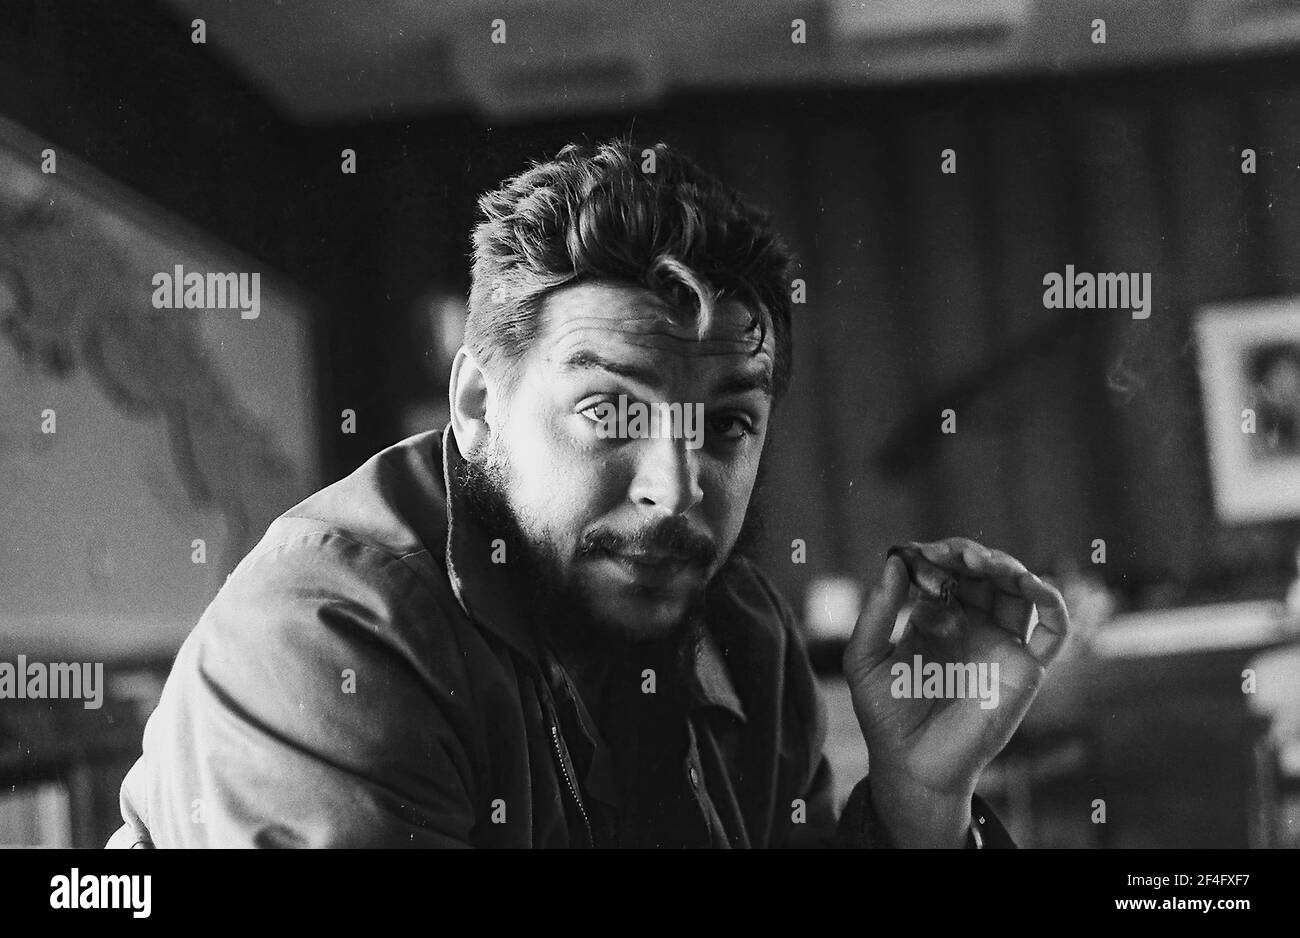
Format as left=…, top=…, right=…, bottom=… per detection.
left=439, top=426, right=745, bottom=724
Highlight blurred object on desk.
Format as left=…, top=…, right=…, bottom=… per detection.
left=1245, top=643, right=1300, bottom=847
left=1090, top=600, right=1299, bottom=658
left=0, top=783, right=71, bottom=848
left=803, top=574, right=862, bottom=643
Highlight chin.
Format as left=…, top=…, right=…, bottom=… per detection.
left=587, top=593, right=690, bottom=643
left=568, top=554, right=705, bottom=641
left=567, top=572, right=697, bottom=642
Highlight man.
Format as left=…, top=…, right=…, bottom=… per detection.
left=109, top=140, right=1069, bottom=848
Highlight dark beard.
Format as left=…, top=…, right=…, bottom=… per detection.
left=452, top=447, right=777, bottom=698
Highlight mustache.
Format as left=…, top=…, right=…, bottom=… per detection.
left=578, top=516, right=718, bottom=568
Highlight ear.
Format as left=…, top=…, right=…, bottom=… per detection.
left=449, top=347, right=495, bottom=455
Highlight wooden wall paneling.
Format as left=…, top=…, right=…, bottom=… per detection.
left=981, top=101, right=1096, bottom=570
left=1248, top=84, right=1300, bottom=290
left=1048, top=89, right=1130, bottom=584
left=649, top=106, right=710, bottom=172
left=1163, top=93, right=1259, bottom=305
left=814, top=106, right=923, bottom=584
left=898, top=103, right=1011, bottom=546
left=368, top=131, right=459, bottom=409
left=1160, top=91, right=1264, bottom=581
left=1071, top=97, right=1197, bottom=589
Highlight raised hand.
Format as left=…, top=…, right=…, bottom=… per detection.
left=842, top=538, right=1071, bottom=845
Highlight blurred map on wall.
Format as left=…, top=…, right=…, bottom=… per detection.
left=0, top=119, right=319, bottom=657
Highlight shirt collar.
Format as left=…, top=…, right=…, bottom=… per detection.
left=439, top=425, right=745, bottom=724
left=687, top=629, right=747, bottom=722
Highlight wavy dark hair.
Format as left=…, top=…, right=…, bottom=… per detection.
left=466, top=138, right=796, bottom=398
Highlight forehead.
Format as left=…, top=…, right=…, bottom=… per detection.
left=532, top=281, right=774, bottom=371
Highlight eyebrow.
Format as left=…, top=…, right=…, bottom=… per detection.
left=712, top=367, right=773, bottom=398
left=560, top=351, right=661, bottom=388
left=559, top=350, right=773, bottom=397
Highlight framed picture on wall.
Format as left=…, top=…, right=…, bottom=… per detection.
left=1195, top=297, right=1300, bottom=523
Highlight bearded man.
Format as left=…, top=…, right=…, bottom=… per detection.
left=110, top=140, right=1069, bottom=849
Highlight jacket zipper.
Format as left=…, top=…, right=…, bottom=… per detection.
left=549, top=722, right=594, bottom=847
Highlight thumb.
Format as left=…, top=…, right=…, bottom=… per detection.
left=842, top=554, right=911, bottom=683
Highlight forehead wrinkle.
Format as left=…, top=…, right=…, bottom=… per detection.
left=547, top=311, right=752, bottom=340
left=541, top=347, right=774, bottom=409
left=542, top=317, right=773, bottom=363
left=533, top=287, right=774, bottom=387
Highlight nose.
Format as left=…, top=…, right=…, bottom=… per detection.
left=627, top=433, right=704, bottom=516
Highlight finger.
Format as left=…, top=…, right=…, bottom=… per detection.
left=887, top=544, right=958, bottom=603
left=904, top=539, right=1060, bottom=650
left=843, top=554, right=911, bottom=678
left=951, top=540, right=1029, bottom=592
left=1018, top=573, right=1071, bottom=665
left=907, top=538, right=967, bottom=573
left=992, top=590, right=1035, bottom=644
left=931, top=539, right=1033, bottom=597
left=984, top=547, right=1032, bottom=594
left=954, top=575, right=1034, bottom=638
left=936, top=547, right=1028, bottom=610
left=916, top=537, right=993, bottom=573
left=907, top=597, right=969, bottom=660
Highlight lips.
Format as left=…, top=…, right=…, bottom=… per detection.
left=599, top=548, right=699, bottom=589
left=611, top=551, right=691, bottom=567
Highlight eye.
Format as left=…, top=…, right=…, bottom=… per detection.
left=710, top=414, right=754, bottom=441
left=579, top=401, right=616, bottom=424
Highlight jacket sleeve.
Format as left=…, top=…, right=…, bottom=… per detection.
left=109, top=529, right=481, bottom=848
left=833, top=777, right=1016, bottom=848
